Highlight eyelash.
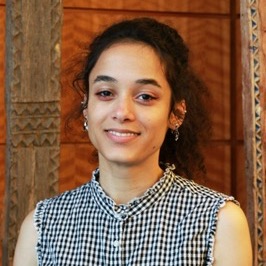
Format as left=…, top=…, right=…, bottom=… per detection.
left=137, top=94, right=157, bottom=102
left=95, top=90, right=113, bottom=100
left=95, top=90, right=157, bottom=104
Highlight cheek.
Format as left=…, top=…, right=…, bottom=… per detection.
left=87, top=104, right=103, bottom=124
left=150, top=111, right=170, bottom=129
left=147, top=116, right=169, bottom=142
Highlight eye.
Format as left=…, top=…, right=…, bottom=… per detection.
left=95, top=90, right=114, bottom=100
left=137, top=93, right=157, bottom=102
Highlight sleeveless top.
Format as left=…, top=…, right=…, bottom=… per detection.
left=34, top=165, right=236, bottom=265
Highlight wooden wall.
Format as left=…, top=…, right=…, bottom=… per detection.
left=59, top=0, right=244, bottom=203
left=1, top=0, right=244, bottom=262
left=0, top=1, right=6, bottom=263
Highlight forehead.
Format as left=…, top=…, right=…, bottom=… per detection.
left=100, top=42, right=160, bottom=60
left=90, top=42, right=166, bottom=79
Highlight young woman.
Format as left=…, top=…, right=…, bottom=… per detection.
left=14, top=17, right=252, bottom=265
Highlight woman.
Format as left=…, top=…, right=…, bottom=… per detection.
left=14, top=17, right=252, bottom=265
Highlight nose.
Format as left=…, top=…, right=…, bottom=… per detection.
left=112, top=97, right=135, bottom=122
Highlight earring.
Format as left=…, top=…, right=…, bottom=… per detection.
left=172, top=124, right=179, bottom=141
left=83, top=119, right=89, bottom=131
left=81, top=94, right=87, bottom=109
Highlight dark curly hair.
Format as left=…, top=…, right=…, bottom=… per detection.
left=71, top=17, right=212, bottom=179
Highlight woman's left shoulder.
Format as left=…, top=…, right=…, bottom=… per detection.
left=173, top=175, right=236, bottom=203
left=213, top=201, right=253, bottom=265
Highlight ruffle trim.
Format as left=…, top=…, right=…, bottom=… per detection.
left=91, top=164, right=175, bottom=211
left=205, top=196, right=239, bottom=265
left=34, top=199, right=49, bottom=265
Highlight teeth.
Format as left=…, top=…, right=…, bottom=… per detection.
left=108, top=131, right=137, bottom=137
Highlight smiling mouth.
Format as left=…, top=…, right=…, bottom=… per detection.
left=107, top=130, right=140, bottom=137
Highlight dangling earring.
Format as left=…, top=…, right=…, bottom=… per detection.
left=172, top=124, right=179, bottom=141
left=83, top=119, right=89, bottom=131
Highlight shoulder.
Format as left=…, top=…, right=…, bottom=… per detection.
left=173, top=174, right=234, bottom=203
left=14, top=210, right=38, bottom=266
left=213, top=202, right=252, bottom=265
left=38, top=182, right=92, bottom=209
left=34, top=182, right=93, bottom=224
left=171, top=173, right=252, bottom=265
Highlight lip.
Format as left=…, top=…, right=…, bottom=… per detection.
left=105, top=129, right=140, bottom=143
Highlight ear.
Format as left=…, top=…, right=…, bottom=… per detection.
left=168, top=100, right=186, bottom=130
left=83, top=108, right=88, bottom=119
left=82, top=94, right=88, bottom=118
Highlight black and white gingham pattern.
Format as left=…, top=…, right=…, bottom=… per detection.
left=34, top=166, right=236, bottom=265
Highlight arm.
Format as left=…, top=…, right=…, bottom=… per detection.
left=213, top=202, right=252, bottom=266
left=13, top=210, right=38, bottom=266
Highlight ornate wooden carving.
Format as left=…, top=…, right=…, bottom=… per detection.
left=240, top=0, right=266, bottom=265
left=4, top=1, right=62, bottom=265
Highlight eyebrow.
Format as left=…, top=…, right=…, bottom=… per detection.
left=93, top=75, right=117, bottom=83
left=135, top=78, right=161, bottom=88
left=93, top=75, right=161, bottom=88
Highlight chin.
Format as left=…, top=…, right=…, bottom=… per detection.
left=101, top=153, right=142, bottom=166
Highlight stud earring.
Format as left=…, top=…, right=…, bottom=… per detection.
left=81, top=94, right=87, bottom=109
left=83, top=119, right=89, bottom=131
left=172, top=124, right=179, bottom=141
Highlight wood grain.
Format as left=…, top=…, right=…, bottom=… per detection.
left=63, top=0, right=230, bottom=14
left=0, top=5, right=5, bottom=264
left=0, top=6, right=5, bottom=144
left=203, top=144, right=231, bottom=194
left=236, top=19, right=244, bottom=140
left=258, top=0, right=266, bottom=262
left=60, top=143, right=97, bottom=192
left=0, top=0, right=250, bottom=263
left=235, top=145, right=246, bottom=210
left=60, top=10, right=237, bottom=204
left=0, top=145, right=5, bottom=264
left=59, top=10, right=242, bottom=212
left=3, top=1, right=62, bottom=264
left=61, top=11, right=231, bottom=142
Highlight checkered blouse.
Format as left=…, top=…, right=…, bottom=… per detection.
left=34, top=165, right=236, bottom=265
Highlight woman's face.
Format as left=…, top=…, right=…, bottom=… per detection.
left=85, top=42, right=176, bottom=168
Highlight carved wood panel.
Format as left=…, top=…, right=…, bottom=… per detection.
left=2, top=0, right=265, bottom=264
left=241, top=0, right=266, bottom=264
left=0, top=4, right=5, bottom=263
left=3, top=1, right=62, bottom=265
left=0, top=5, right=5, bottom=145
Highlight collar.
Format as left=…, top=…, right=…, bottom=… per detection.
left=90, top=165, right=176, bottom=220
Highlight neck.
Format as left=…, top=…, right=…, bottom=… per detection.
left=97, top=158, right=163, bottom=205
